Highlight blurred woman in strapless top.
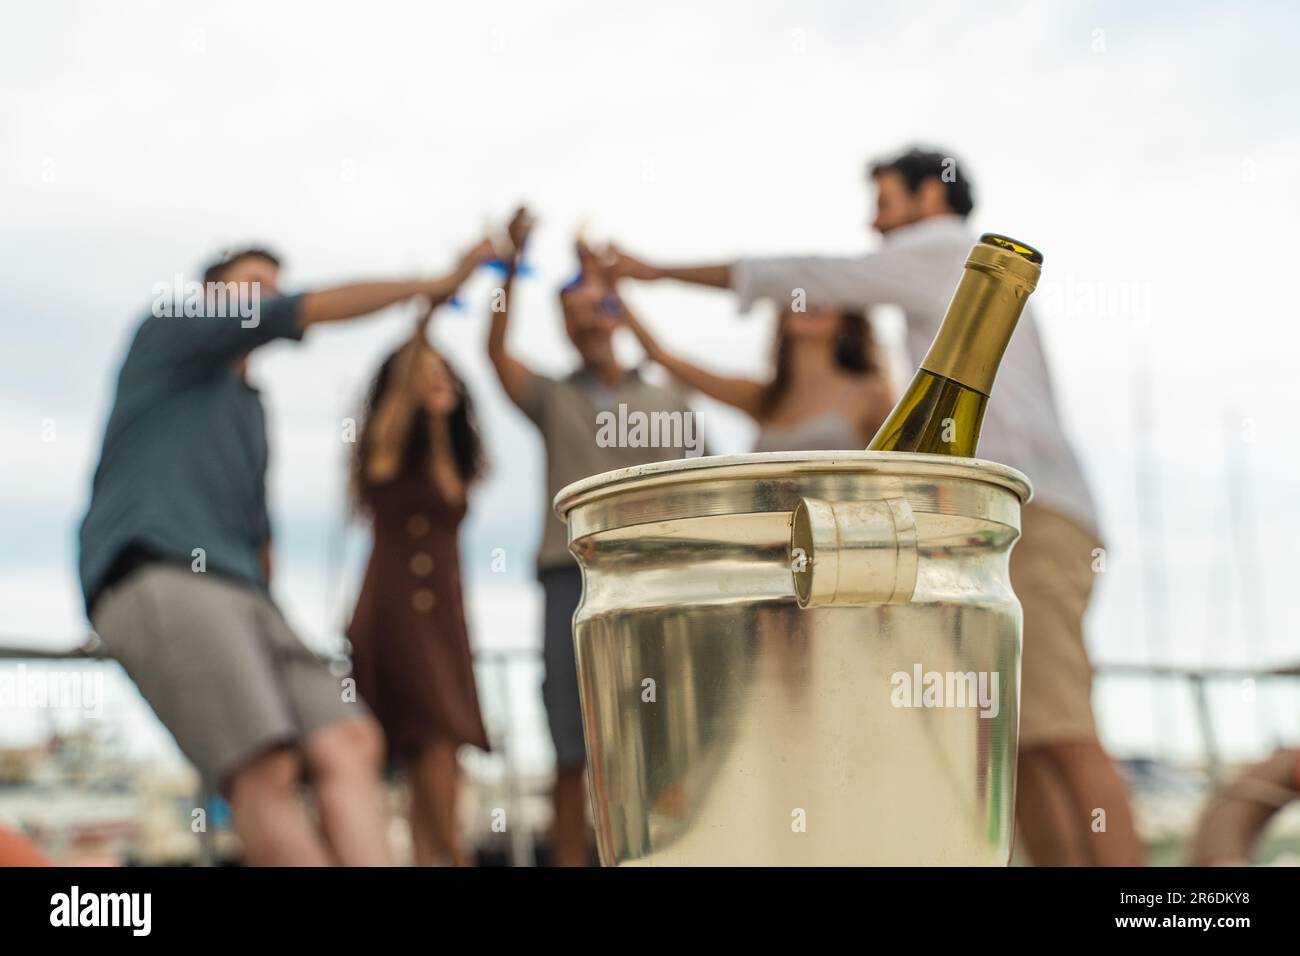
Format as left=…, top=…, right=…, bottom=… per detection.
left=590, top=247, right=894, bottom=451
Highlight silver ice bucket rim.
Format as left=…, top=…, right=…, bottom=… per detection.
left=554, top=449, right=1033, bottom=520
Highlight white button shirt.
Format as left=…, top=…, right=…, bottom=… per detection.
left=732, top=215, right=1099, bottom=538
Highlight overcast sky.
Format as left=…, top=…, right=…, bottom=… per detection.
left=3, top=0, right=1299, bottom=757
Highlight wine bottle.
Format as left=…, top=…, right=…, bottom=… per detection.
left=866, top=233, right=1042, bottom=457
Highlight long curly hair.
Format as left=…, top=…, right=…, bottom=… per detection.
left=350, top=344, right=485, bottom=513
left=759, top=309, right=880, bottom=417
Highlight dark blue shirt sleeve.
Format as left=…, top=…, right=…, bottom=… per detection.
left=144, top=292, right=306, bottom=376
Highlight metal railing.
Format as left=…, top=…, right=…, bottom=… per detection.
left=1094, top=661, right=1299, bottom=783
left=4, top=638, right=1298, bottom=862
left=0, top=637, right=546, bottom=866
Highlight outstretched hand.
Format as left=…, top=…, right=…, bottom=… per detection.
left=415, top=230, right=500, bottom=333
left=597, top=243, right=660, bottom=282
left=459, top=236, right=499, bottom=272
left=507, top=206, right=535, bottom=263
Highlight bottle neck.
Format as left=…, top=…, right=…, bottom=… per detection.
left=919, top=246, right=1039, bottom=395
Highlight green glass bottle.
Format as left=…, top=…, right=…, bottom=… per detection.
left=867, top=234, right=1043, bottom=457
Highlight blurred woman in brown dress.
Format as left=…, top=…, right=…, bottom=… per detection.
left=349, top=310, right=489, bottom=866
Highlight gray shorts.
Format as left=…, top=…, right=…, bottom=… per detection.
left=539, top=565, right=586, bottom=770
left=91, top=564, right=366, bottom=792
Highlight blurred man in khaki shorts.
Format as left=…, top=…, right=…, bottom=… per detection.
left=79, top=239, right=495, bottom=865
left=605, top=146, right=1144, bottom=865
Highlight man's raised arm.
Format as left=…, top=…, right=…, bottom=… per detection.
left=297, top=238, right=495, bottom=331
left=603, top=247, right=732, bottom=289
left=485, top=207, right=535, bottom=408
left=604, top=244, right=931, bottom=314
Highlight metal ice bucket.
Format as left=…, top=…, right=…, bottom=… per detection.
left=554, top=451, right=1031, bottom=866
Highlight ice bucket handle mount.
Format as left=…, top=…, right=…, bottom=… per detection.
left=789, top=496, right=918, bottom=608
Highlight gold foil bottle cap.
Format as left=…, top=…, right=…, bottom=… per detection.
left=956, top=232, right=1043, bottom=302
left=919, top=233, right=1044, bottom=394
left=979, top=233, right=1043, bottom=264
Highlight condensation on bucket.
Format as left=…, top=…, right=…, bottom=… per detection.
left=555, top=451, right=1032, bottom=867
